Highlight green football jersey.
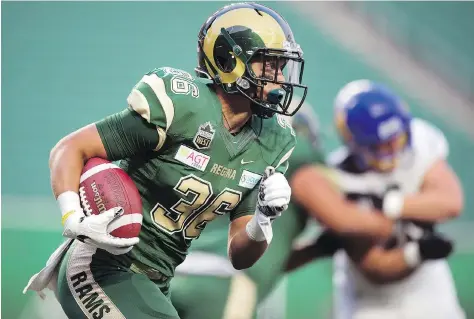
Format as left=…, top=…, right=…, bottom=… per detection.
left=97, top=67, right=296, bottom=279
left=188, top=129, right=325, bottom=300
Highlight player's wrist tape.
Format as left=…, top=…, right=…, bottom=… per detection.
left=57, top=191, right=83, bottom=225
left=246, top=211, right=273, bottom=244
left=403, top=242, right=421, bottom=268
left=383, top=191, right=404, bottom=219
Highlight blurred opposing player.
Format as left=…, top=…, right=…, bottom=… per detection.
left=290, top=80, right=465, bottom=319
left=171, top=99, right=331, bottom=319
left=24, top=3, right=308, bottom=318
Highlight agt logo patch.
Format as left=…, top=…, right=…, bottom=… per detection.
left=239, top=170, right=262, bottom=189
left=193, top=122, right=215, bottom=150
left=175, top=145, right=210, bottom=171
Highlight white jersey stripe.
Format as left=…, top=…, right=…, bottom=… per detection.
left=276, top=146, right=295, bottom=171
left=127, top=89, right=151, bottom=123
left=142, top=74, right=175, bottom=131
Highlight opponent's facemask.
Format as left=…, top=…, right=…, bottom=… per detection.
left=358, top=132, right=409, bottom=171
left=196, top=2, right=308, bottom=118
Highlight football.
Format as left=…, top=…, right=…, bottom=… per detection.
left=79, top=157, right=143, bottom=238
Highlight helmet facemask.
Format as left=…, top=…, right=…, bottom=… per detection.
left=358, top=132, right=410, bottom=172
left=232, top=42, right=307, bottom=118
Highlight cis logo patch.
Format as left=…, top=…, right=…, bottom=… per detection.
left=239, top=170, right=262, bottom=189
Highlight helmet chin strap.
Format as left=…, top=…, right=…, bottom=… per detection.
left=250, top=103, right=274, bottom=119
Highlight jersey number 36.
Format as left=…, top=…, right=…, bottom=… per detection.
left=151, top=174, right=242, bottom=240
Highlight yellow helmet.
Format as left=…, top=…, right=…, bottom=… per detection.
left=196, top=2, right=308, bottom=118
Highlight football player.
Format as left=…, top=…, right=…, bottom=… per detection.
left=289, top=80, right=465, bottom=319
left=170, top=100, right=331, bottom=319
left=23, top=3, right=308, bottom=318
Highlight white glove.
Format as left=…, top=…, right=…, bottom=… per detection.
left=246, top=167, right=291, bottom=244
left=63, top=207, right=139, bottom=255
left=256, top=167, right=291, bottom=218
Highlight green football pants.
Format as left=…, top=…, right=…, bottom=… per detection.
left=56, top=241, right=180, bottom=319
left=171, top=273, right=257, bottom=319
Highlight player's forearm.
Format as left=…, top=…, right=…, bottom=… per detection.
left=383, top=159, right=463, bottom=222
left=228, top=230, right=268, bottom=270
left=330, top=205, right=394, bottom=240
left=50, top=124, right=109, bottom=198
left=398, top=191, right=462, bottom=222
left=291, top=166, right=394, bottom=240
left=49, top=133, right=95, bottom=225
left=303, top=194, right=394, bottom=239
left=358, top=246, right=415, bottom=284
left=50, top=137, right=87, bottom=198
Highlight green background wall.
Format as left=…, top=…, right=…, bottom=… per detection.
left=2, top=2, right=473, bottom=318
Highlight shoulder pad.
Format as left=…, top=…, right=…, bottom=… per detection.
left=127, top=67, right=214, bottom=134
left=411, top=118, right=449, bottom=159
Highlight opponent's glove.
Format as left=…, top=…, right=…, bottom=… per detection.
left=246, top=167, right=291, bottom=244
left=419, top=232, right=453, bottom=260
left=312, top=229, right=343, bottom=258
left=402, top=223, right=453, bottom=267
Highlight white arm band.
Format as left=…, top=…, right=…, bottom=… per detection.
left=403, top=242, right=421, bottom=268
left=383, top=191, right=404, bottom=219
left=245, top=210, right=273, bottom=244
left=57, top=191, right=83, bottom=225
